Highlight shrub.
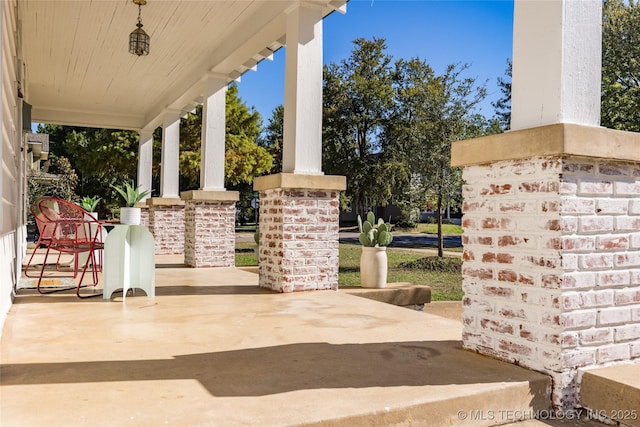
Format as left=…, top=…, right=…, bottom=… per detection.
left=394, top=219, right=416, bottom=230
left=27, top=156, right=79, bottom=205
left=398, top=256, right=462, bottom=273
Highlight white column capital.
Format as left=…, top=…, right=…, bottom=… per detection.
left=162, top=109, right=182, bottom=123
left=285, top=1, right=327, bottom=14
left=202, top=74, right=228, bottom=97
left=138, top=129, right=153, bottom=144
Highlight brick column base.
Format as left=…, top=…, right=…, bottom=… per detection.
left=147, top=198, right=185, bottom=255
left=138, top=205, right=150, bottom=227
left=452, top=124, right=640, bottom=410
left=254, top=173, right=346, bottom=293
left=181, top=190, right=239, bottom=267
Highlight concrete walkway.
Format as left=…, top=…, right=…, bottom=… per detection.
left=1, top=255, right=556, bottom=427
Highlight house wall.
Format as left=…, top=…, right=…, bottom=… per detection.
left=0, top=0, right=22, bottom=334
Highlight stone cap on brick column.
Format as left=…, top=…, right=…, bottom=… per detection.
left=180, top=190, right=239, bottom=202
left=253, top=173, right=346, bottom=191
left=145, top=197, right=185, bottom=206
left=452, top=123, right=640, bottom=167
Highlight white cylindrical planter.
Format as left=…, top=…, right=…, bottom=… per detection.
left=120, top=207, right=141, bottom=225
left=360, top=246, right=388, bottom=288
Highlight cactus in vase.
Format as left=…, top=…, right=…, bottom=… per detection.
left=357, top=211, right=393, bottom=247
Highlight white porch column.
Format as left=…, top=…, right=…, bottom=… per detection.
left=137, top=130, right=153, bottom=202
left=511, top=0, right=602, bottom=130
left=254, top=4, right=345, bottom=290
left=282, top=4, right=323, bottom=174
left=200, top=77, right=227, bottom=191
left=181, top=77, right=238, bottom=268
left=160, top=110, right=181, bottom=198
left=150, top=111, right=184, bottom=255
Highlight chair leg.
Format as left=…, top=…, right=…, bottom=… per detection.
left=23, top=238, right=50, bottom=278
left=76, top=248, right=102, bottom=299
left=23, top=238, right=42, bottom=278
left=36, top=247, right=69, bottom=294
left=36, top=247, right=78, bottom=295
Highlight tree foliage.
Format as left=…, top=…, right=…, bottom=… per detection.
left=391, top=60, right=487, bottom=256
left=322, top=38, right=490, bottom=255
left=323, top=37, right=396, bottom=213
left=37, top=124, right=139, bottom=214
left=259, top=104, right=284, bottom=174
left=492, top=59, right=512, bottom=131
left=602, top=0, right=640, bottom=131
left=224, top=85, right=273, bottom=185
left=37, top=84, right=272, bottom=216
left=178, top=84, right=273, bottom=188
left=27, top=156, right=79, bottom=205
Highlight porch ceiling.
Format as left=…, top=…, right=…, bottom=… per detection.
left=19, top=0, right=345, bottom=131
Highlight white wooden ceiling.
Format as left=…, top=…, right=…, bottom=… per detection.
left=19, top=0, right=345, bottom=130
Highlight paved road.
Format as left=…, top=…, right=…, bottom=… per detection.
left=339, top=232, right=462, bottom=249
left=238, top=230, right=463, bottom=250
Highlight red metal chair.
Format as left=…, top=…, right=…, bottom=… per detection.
left=33, top=197, right=104, bottom=297
left=24, top=203, right=62, bottom=277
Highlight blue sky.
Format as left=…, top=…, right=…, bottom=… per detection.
left=236, top=0, right=514, bottom=125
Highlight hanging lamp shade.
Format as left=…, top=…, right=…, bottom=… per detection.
left=129, top=0, right=150, bottom=56
left=129, top=24, right=150, bottom=56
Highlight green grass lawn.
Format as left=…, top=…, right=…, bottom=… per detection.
left=420, top=223, right=463, bottom=235
left=235, top=242, right=258, bottom=266
left=235, top=241, right=463, bottom=301
left=397, top=223, right=464, bottom=235
left=336, top=244, right=463, bottom=300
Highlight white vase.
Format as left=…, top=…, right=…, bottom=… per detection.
left=120, top=207, right=141, bottom=225
left=360, top=246, right=388, bottom=288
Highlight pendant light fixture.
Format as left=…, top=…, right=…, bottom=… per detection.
left=129, top=0, right=150, bottom=56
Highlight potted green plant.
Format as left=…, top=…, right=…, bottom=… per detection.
left=111, top=181, right=150, bottom=225
left=357, top=212, right=393, bottom=288
left=77, top=195, right=104, bottom=267
left=79, top=195, right=101, bottom=213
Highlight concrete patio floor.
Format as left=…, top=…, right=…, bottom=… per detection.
left=2, top=255, right=567, bottom=426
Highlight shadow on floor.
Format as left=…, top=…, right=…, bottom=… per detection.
left=1, top=340, right=540, bottom=398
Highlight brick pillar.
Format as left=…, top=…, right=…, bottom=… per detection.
left=147, top=198, right=185, bottom=255
left=254, top=174, right=346, bottom=292
left=452, top=124, right=640, bottom=410
left=181, top=190, right=239, bottom=268
left=138, top=205, right=150, bottom=228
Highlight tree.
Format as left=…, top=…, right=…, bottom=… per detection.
left=38, top=124, right=140, bottom=214
left=492, top=59, right=512, bottom=131
left=224, top=84, right=273, bottom=186
left=323, top=37, right=396, bottom=214
left=178, top=84, right=273, bottom=188
left=178, top=105, right=205, bottom=190
left=27, top=156, right=79, bottom=205
left=38, top=84, right=272, bottom=217
left=259, top=105, right=284, bottom=174
left=602, top=0, right=640, bottom=131
left=392, top=60, right=487, bottom=256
